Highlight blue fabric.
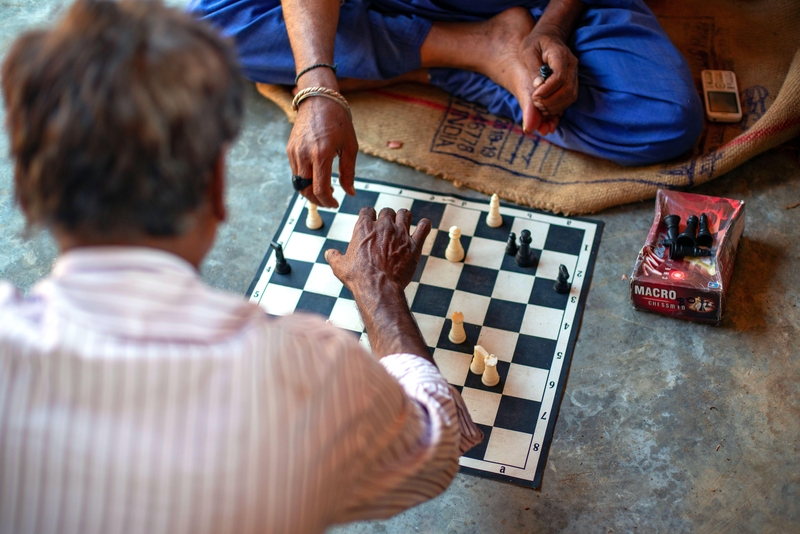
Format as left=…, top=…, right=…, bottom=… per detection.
left=189, top=0, right=703, bottom=166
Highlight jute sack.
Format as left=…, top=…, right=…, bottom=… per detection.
left=257, top=1, right=800, bottom=215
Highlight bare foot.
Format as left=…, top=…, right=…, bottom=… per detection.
left=337, top=70, right=429, bottom=92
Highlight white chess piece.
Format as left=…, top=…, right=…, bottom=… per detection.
left=445, top=226, right=465, bottom=262
left=471, top=345, right=489, bottom=374
left=448, top=311, right=467, bottom=344
left=306, top=202, right=323, bottom=230
left=481, top=354, right=500, bottom=387
left=486, top=194, right=503, bottom=228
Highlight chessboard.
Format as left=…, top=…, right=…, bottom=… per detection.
left=247, top=177, right=603, bottom=488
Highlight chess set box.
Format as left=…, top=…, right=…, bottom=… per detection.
left=630, top=189, right=745, bottom=325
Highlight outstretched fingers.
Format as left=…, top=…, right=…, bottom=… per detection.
left=411, top=217, right=432, bottom=252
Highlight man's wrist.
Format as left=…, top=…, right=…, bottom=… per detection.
left=296, top=66, right=339, bottom=91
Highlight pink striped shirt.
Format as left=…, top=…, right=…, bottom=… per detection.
left=0, top=247, right=481, bottom=534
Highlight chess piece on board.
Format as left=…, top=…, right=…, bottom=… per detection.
left=306, top=202, right=323, bottom=230
left=505, top=232, right=518, bottom=256
left=482, top=354, right=500, bottom=387
left=553, top=264, right=570, bottom=294
left=515, top=229, right=536, bottom=267
left=486, top=194, right=503, bottom=228
left=471, top=345, right=489, bottom=374
left=449, top=311, right=467, bottom=344
left=445, top=226, right=465, bottom=262
left=271, top=241, right=291, bottom=275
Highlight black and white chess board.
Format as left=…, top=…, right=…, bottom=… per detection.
left=247, top=177, right=603, bottom=488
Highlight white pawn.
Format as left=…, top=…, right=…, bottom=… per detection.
left=482, top=354, right=500, bottom=387
left=449, top=311, right=467, bottom=344
left=445, top=226, right=465, bottom=262
left=486, top=194, right=503, bottom=228
left=306, top=202, right=323, bottom=230
left=471, top=345, right=489, bottom=375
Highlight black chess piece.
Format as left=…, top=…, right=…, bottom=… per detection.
left=540, top=64, right=553, bottom=82
left=553, top=265, right=570, bottom=294
left=663, top=214, right=681, bottom=246
left=696, top=213, right=713, bottom=248
left=676, top=215, right=698, bottom=248
left=670, top=245, right=713, bottom=259
left=515, top=229, right=536, bottom=267
left=271, top=241, right=291, bottom=275
left=505, top=232, right=518, bottom=256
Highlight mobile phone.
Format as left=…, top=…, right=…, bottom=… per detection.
left=701, top=70, right=742, bottom=123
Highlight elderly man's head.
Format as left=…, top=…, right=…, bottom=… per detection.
left=2, top=0, right=244, bottom=242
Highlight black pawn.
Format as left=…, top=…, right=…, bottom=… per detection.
left=271, top=241, right=291, bottom=275
left=540, top=64, right=553, bottom=82
left=553, top=264, right=570, bottom=294
left=676, top=215, right=698, bottom=248
left=696, top=213, right=713, bottom=248
left=505, top=232, right=518, bottom=256
left=515, top=229, right=536, bottom=268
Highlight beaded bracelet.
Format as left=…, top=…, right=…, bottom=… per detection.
left=294, top=62, right=338, bottom=85
left=291, top=86, right=352, bottom=119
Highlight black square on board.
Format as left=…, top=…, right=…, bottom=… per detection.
left=462, top=423, right=493, bottom=460
left=500, top=249, right=541, bottom=275
left=268, top=260, right=313, bottom=290
left=294, top=293, right=337, bottom=318
left=410, top=284, right=454, bottom=317
left=436, top=320, right=482, bottom=353
left=528, top=277, right=570, bottom=309
left=473, top=219, right=511, bottom=240
left=457, top=264, right=498, bottom=297
left=338, top=285, right=354, bottom=300
left=493, top=396, right=541, bottom=435
left=339, top=191, right=380, bottom=214
left=293, top=208, right=336, bottom=236
left=464, top=359, right=510, bottom=394
left=544, top=225, right=585, bottom=255
left=512, top=335, right=556, bottom=369
left=412, top=256, right=428, bottom=283
left=430, top=231, right=472, bottom=260
left=317, top=239, right=349, bottom=264
left=483, top=299, right=526, bottom=332
left=410, top=199, right=446, bottom=228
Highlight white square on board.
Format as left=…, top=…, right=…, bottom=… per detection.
left=326, top=213, right=360, bottom=242
left=284, top=233, right=326, bottom=263
left=420, top=256, right=464, bottom=289
left=359, top=332, right=372, bottom=352
left=484, top=428, right=533, bottom=468
left=404, top=281, right=419, bottom=307
left=510, top=219, right=549, bottom=250
left=491, top=271, right=535, bottom=304
left=461, top=387, right=502, bottom=426
left=432, top=348, right=472, bottom=386
left=440, top=205, right=480, bottom=236
left=476, top=327, right=519, bottom=363
left=464, top=237, right=506, bottom=270
left=304, top=263, right=344, bottom=297
left=412, top=312, right=445, bottom=348
left=537, top=250, right=579, bottom=281
left=504, top=363, right=549, bottom=402
left=259, top=284, right=302, bottom=316
left=447, top=291, right=491, bottom=325
left=375, top=193, right=414, bottom=213
left=520, top=304, right=564, bottom=340
left=330, top=298, right=364, bottom=332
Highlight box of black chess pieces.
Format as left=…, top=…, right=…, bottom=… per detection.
left=630, top=190, right=745, bottom=325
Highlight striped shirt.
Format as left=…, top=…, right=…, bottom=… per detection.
left=0, top=247, right=482, bottom=534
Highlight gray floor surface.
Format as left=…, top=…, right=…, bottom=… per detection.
left=2, top=2, right=799, bottom=532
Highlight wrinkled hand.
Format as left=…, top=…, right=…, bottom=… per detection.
left=325, top=207, right=431, bottom=295
left=287, top=97, right=358, bottom=208
left=519, top=25, right=579, bottom=125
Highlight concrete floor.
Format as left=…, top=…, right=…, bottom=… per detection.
left=2, top=2, right=799, bottom=533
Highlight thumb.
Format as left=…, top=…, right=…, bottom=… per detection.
left=324, top=248, right=342, bottom=269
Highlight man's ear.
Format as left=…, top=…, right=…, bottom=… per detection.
left=209, top=151, right=227, bottom=223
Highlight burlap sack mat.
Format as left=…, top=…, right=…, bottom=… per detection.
left=257, top=0, right=800, bottom=215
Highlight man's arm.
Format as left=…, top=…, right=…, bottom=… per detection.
left=282, top=0, right=358, bottom=208
left=520, top=0, right=585, bottom=125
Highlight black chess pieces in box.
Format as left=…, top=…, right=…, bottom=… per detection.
left=630, top=190, right=745, bottom=325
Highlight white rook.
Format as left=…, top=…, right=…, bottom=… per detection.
left=471, top=345, right=489, bottom=374
left=482, top=354, right=500, bottom=387
left=449, top=311, right=467, bottom=344
left=445, top=226, right=465, bottom=262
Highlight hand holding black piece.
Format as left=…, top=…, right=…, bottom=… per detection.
left=540, top=64, right=553, bottom=82
left=553, top=264, right=570, bottom=294
left=677, top=215, right=699, bottom=248
left=271, top=241, right=291, bottom=274
left=696, top=213, right=713, bottom=248
left=505, top=232, right=518, bottom=256
left=515, top=229, right=536, bottom=267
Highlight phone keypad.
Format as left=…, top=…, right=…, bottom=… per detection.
left=702, top=70, right=737, bottom=91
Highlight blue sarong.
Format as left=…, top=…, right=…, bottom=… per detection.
left=189, top=0, right=703, bottom=165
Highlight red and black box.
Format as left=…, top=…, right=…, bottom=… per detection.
left=630, top=190, right=745, bottom=325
